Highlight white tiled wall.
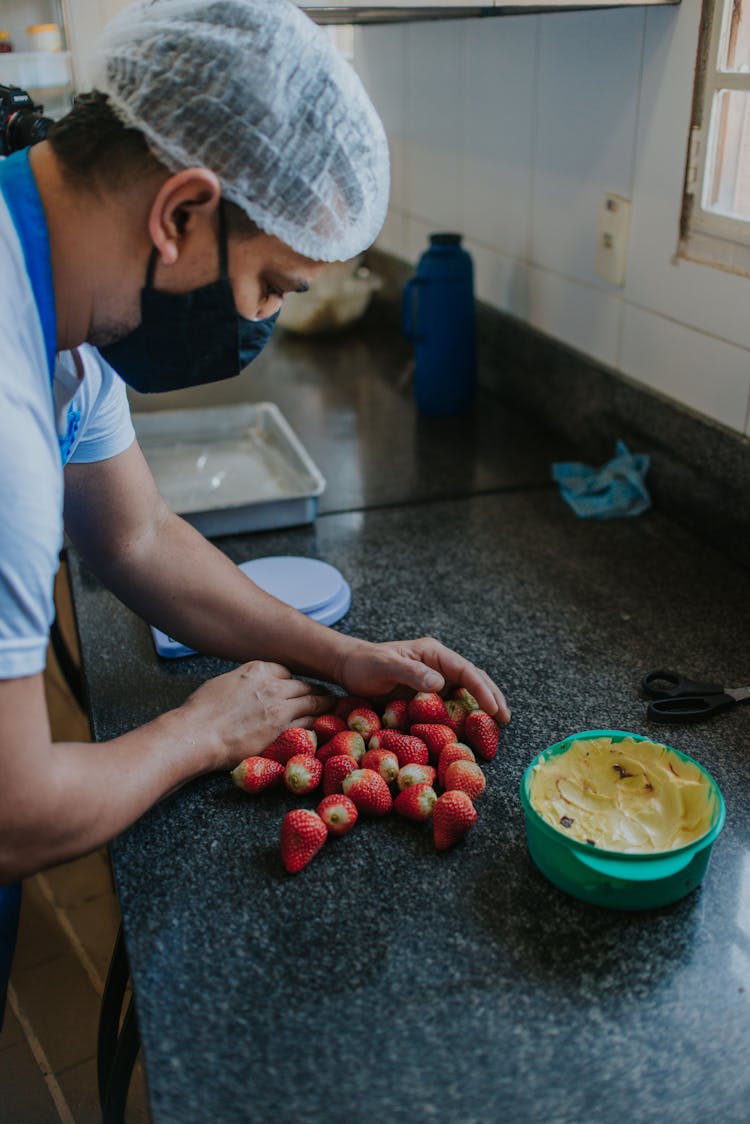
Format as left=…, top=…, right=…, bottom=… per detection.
left=353, top=0, right=750, bottom=437
left=62, top=0, right=132, bottom=89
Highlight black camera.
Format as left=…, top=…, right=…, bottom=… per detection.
left=0, top=84, right=54, bottom=157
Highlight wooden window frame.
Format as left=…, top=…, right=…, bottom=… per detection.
left=679, top=0, right=750, bottom=276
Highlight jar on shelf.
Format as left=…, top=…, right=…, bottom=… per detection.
left=0, top=30, right=13, bottom=53
left=27, top=24, right=62, bottom=52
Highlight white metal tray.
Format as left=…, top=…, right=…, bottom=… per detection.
left=132, top=402, right=326, bottom=537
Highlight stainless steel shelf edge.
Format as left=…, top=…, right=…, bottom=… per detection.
left=303, top=1, right=679, bottom=23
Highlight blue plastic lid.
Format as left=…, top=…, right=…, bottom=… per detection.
left=149, top=627, right=197, bottom=659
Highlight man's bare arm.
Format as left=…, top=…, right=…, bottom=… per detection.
left=0, top=664, right=329, bottom=882
left=64, top=441, right=350, bottom=678
left=63, top=443, right=510, bottom=717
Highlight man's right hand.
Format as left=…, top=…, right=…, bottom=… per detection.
left=181, top=661, right=332, bottom=771
left=0, top=664, right=330, bottom=882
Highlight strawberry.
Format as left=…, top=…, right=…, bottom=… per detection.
left=373, top=730, right=429, bottom=767
left=284, top=754, right=323, bottom=795
left=382, top=699, right=410, bottom=731
left=394, top=783, right=437, bottom=822
left=464, top=710, right=501, bottom=761
left=409, top=724, right=457, bottom=762
left=313, top=714, right=347, bottom=745
left=263, top=727, right=317, bottom=766
left=342, top=769, right=393, bottom=816
left=322, top=754, right=360, bottom=795
left=317, top=730, right=366, bottom=765
left=397, top=763, right=437, bottom=791
left=361, top=748, right=400, bottom=784
left=443, top=760, right=486, bottom=801
left=444, top=699, right=469, bottom=739
left=231, top=756, right=284, bottom=794
left=450, top=687, right=480, bottom=713
left=347, top=706, right=381, bottom=740
left=317, top=793, right=359, bottom=836
left=280, top=809, right=327, bottom=873
left=334, top=695, right=372, bottom=719
left=437, top=743, right=475, bottom=788
left=433, top=790, right=477, bottom=850
left=407, top=692, right=451, bottom=726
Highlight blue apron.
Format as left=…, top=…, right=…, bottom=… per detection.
left=0, top=884, right=21, bottom=1029
left=0, top=150, right=60, bottom=1026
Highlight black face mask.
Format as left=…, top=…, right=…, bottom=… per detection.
left=99, top=206, right=279, bottom=394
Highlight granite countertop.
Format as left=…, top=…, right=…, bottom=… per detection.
left=125, top=310, right=573, bottom=512
left=67, top=317, right=750, bottom=1124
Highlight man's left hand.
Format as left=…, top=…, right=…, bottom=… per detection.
left=334, top=637, right=510, bottom=723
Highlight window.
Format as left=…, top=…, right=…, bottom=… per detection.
left=680, top=0, right=750, bottom=274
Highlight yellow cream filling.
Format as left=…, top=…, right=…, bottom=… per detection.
left=529, top=737, right=716, bottom=853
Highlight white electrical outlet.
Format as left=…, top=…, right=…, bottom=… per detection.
left=595, top=194, right=631, bottom=286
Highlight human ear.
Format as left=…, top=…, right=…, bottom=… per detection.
left=146, top=168, right=222, bottom=267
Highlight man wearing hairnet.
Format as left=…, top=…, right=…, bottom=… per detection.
left=0, top=0, right=509, bottom=1020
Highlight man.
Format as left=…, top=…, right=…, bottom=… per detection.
left=0, top=0, right=509, bottom=1022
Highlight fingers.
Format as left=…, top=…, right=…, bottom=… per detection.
left=283, top=680, right=335, bottom=711
left=283, top=678, right=323, bottom=699
left=287, top=688, right=333, bottom=724
left=453, top=668, right=510, bottom=723
left=387, top=657, right=445, bottom=695
left=374, top=648, right=510, bottom=724
left=405, top=640, right=511, bottom=723
left=239, top=660, right=292, bottom=680
left=470, top=671, right=511, bottom=724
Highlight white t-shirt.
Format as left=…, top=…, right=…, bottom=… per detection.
left=0, top=159, right=135, bottom=679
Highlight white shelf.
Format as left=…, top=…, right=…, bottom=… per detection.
left=0, top=49, right=72, bottom=90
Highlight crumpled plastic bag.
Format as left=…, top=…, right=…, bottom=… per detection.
left=552, top=440, right=651, bottom=519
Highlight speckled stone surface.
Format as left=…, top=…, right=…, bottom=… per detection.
left=68, top=487, right=750, bottom=1124
left=476, top=301, right=750, bottom=569
left=126, top=305, right=576, bottom=514
left=369, top=248, right=750, bottom=568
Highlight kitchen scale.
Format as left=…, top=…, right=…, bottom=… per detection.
left=149, top=556, right=352, bottom=659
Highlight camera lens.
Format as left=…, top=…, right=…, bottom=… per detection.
left=8, top=110, right=50, bottom=151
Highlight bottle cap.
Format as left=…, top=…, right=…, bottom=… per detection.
left=430, top=232, right=462, bottom=246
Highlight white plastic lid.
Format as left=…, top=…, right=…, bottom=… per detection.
left=307, top=577, right=352, bottom=625
left=149, top=556, right=351, bottom=659
left=239, top=556, right=347, bottom=615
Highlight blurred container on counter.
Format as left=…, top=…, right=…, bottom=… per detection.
left=403, top=233, right=476, bottom=416
left=278, top=258, right=381, bottom=335
left=0, top=31, right=13, bottom=53
left=27, top=23, right=62, bottom=52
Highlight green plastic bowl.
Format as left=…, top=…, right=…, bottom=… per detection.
left=519, top=729, right=726, bottom=910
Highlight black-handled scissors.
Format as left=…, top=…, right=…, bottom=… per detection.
left=642, top=669, right=750, bottom=724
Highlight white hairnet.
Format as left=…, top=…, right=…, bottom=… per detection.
left=95, top=0, right=389, bottom=262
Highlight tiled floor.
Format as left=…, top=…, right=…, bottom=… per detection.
left=0, top=566, right=151, bottom=1123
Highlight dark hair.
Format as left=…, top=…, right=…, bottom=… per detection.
left=49, top=90, right=261, bottom=238
left=225, top=200, right=262, bottom=241
left=49, top=90, right=161, bottom=189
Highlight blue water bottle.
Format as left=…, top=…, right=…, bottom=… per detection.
left=402, top=233, right=476, bottom=416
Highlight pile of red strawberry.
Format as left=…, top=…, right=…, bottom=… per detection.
left=230, top=689, right=501, bottom=874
